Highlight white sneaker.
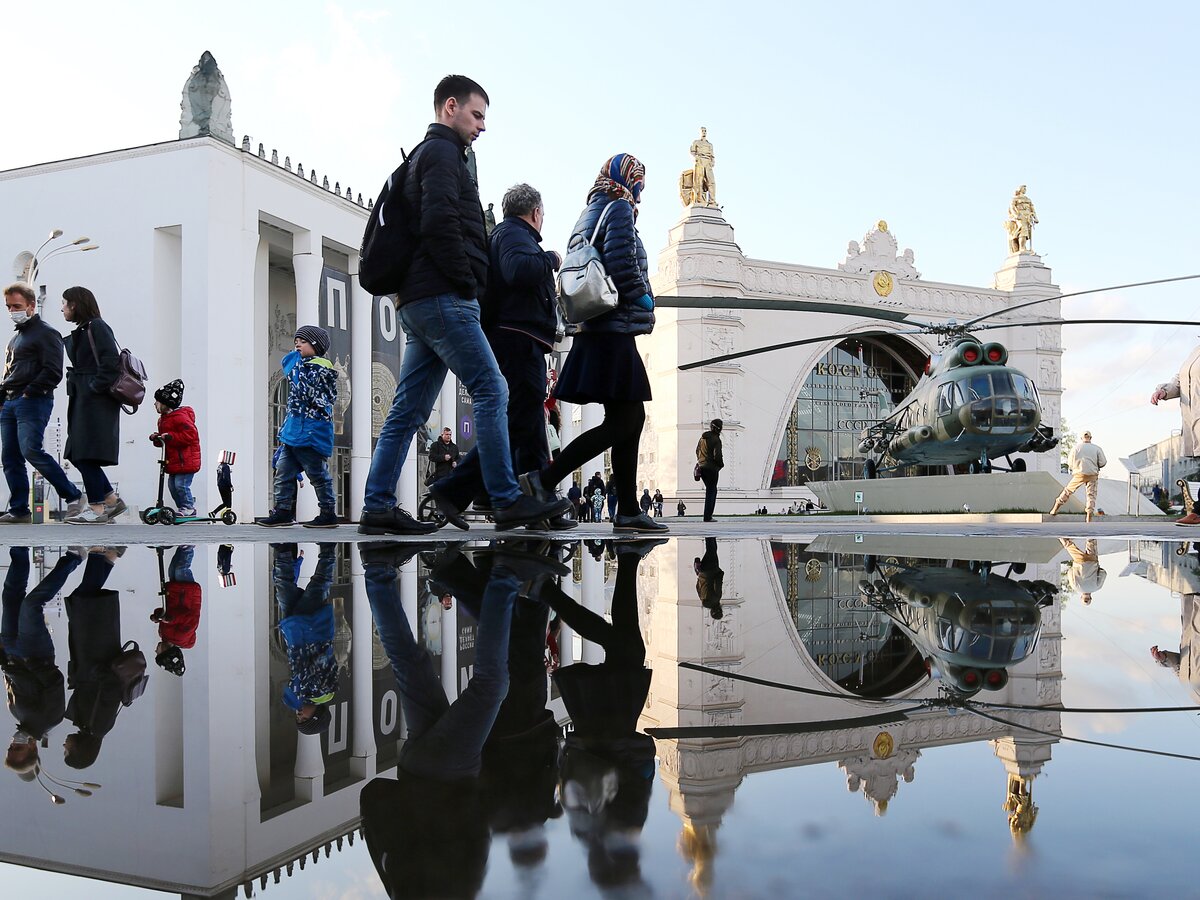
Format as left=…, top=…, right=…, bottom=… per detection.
left=67, top=507, right=110, bottom=525
left=178, top=507, right=197, bottom=518
left=65, top=498, right=86, bottom=519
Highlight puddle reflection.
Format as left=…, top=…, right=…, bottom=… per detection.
left=0, top=536, right=1196, bottom=897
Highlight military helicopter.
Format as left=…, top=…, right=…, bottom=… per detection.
left=658, top=274, right=1200, bottom=476
left=858, top=558, right=1056, bottom=698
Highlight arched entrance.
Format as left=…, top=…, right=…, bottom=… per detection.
left=771, top=335, right=932, bottom=486
left=773, top=542, right=928, bottom=698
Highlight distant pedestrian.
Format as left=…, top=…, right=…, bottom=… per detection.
left=592, top=488, right=604, bottom=523
left=0, top=283, right=85, bottom=523
left=60, top=287, right=127, bottom=525
left=1049, top=430, right=1106, bottom=523
left=149, top=379, right=201, bottom=518
left=653, top=489, right=664, bottom=517
left=428, top=427, right=460, bottom=483
left=696, top=419, right=724, bottom=522
left=518, top=154, right=666, bottom=534
left=677, top=500, right=687, bottom=517
left=640, top=488, right=653, bottom=515
left=255, top=326, right=339, bottom=529
left=606, top=476, right=618, bottom=522
left=1059, top=538, right=1105, bottom=605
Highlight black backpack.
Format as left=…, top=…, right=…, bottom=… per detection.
left=109, top=641, right=149, bottom=707
left=359, top=141, right=428, bottom=296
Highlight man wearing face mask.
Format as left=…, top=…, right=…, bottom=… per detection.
left=0, top=284, right=84, bottom=523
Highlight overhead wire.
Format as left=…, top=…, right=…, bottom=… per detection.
left=963, top=703, right=1200, bottom=763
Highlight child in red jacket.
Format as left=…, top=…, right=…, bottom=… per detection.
left=149, top=379, right=202, bottom=517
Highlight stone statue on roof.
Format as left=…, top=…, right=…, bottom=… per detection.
left=179, top=51, right=234, bottom=144
left=1005, top=184, right=1039, bottom=254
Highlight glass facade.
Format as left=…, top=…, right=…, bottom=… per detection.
left=772, top=337, right=928, bottom=486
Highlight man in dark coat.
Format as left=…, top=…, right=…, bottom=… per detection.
left=696, top=419, right=724, bottom=522
left=428, top=427, right=460, bottom=481
left=360, top=75, right=567, bottom=536
left=0, top=283, right=85, bottom=523
left=429, top=183, right=575, bottom=531
left=2, top=546, right=81, bottom=777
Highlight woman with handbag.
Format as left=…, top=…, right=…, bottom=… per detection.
left=61, top=287, right=127, bottom=524
left=520, top=154, right=666, bottom=533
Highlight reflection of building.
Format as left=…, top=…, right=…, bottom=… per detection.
left=0, top=543, right=425, bottom=898
left=639, top=538, right=1064, bottom=888
left=644, top=208, right=1063, bottom=511
left=1129, top=433, right=1193, bottom=500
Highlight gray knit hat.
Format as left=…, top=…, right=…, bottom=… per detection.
left=295, top=325, right=331, bottom=357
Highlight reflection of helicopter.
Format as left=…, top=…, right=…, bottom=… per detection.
left=858, top=560, right=1056, bottom=697
left=659, top=274, right=1200, bottom=475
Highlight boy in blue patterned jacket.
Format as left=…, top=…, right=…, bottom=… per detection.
left=255, top=325, right=340, bottom=529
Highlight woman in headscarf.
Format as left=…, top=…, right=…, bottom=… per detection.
left=520, top=154, right=666, bottom=533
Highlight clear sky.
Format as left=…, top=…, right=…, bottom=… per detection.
left=4, top=0, right=1198, bottom=464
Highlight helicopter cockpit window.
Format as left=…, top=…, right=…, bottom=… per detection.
left=966, top=374, right=993, bottom=401
left=1012, top=374, right=1037, bottom=401
left=936, top=383, right=961, bottom=415
left=991, top=373, right=1017, bottom=396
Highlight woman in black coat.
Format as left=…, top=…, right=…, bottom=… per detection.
left=60, top=287, right=127, bottom=524
left=521, top=154, right=666, bottom=534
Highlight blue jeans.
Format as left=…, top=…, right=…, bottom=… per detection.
left=0, top=395, right=81, bottom=513
left=363, top=556, right=517, bottom=780
left=363, top=294, right=520, bottom=513
left=74, top=461, right=113, bottom=504
left=2, top=547, right=81, bottom=661
left=168, top=545, right=195, bottom=583
left=168, top=473, right=195, bottom=511
left=273, top=444, right=335, bottom=512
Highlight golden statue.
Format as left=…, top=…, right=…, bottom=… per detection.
left=1003, top=773, right=1038, bottom=843
left=1005, top=184, right=1039, bottom=254
left=680, top=127, right=718, bottom=207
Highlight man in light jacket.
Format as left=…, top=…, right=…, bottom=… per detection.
left=1151, top=347, right=1200, bottom=524
left=1049, top=430, right=1106, bottom=522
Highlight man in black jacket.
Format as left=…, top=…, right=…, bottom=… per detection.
left=361, top=76, right=567, bottom=536
left=0, top=284, right=85, bottom=523
left=429, top=183, right=575, bottom=530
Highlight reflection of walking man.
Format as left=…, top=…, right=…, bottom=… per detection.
left=1059, top=538, right=1106, bottom=605
left=1050, top=430, right=1106, bottom=521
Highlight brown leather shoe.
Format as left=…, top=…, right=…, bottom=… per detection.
left=1175, top=513, right=1200, bottom=526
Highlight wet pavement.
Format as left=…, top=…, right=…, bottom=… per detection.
left=0, top=528, right=1197, bottom=897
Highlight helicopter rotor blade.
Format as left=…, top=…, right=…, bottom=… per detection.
left=962, top=274, right=1200, bottom=328
left=655, top=295, right=930, bottom=327
left=971, top=317, right=1200, bottom=332
left=678, top=328, right=927, bottom=371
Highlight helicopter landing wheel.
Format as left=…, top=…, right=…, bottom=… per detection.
left=1010, top=458, right=1027, bottom=473
left=863, top=459, right=878, bottom=480
left=968, top=461, right=992, bottom=475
